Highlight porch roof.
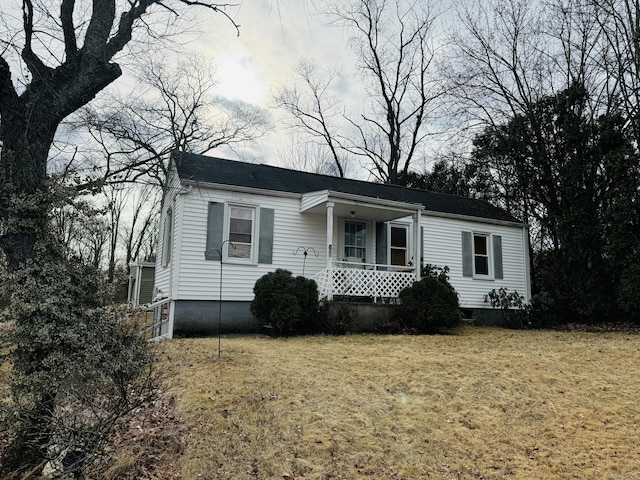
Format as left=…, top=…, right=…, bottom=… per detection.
left=301, top=189, right=422, bottom=222
left=173, top=152, right=523, bottom=224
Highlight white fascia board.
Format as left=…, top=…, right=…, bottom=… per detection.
left=328, top=190, right=425, bottom=212
left=301, top=189, right=424, bottom=214
left=423, top=209, right=528, bottom=228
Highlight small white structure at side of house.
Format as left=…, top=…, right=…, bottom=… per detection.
left=152, top=152, right=531, bottom=338
left=127, top=261, right=156, bottom=306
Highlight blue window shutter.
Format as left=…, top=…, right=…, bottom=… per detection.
left=258, top=208, right=275, bottom=264
left=493, top=235, right=503, bottom=279
left=462, top=231, right=473, bottom=277
left=376, top=222, right=387, bottom=265
left=206, top=202, right=224, bottom=260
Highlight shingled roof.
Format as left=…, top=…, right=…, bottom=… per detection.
left=173, top=152, right=522, bottom=224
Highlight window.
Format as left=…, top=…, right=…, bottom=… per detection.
left=206, top=203, right=274, bottom=264
left=228, top=205, right=255, bottom=259
left=344, top=221, right=366, bottom=260
left=390, top=225, right=408, bottom=266
left=473, top=234, right=490, bottom=276
left=462, top=231, right=503, bottom=280
left=161, top=208, right=173, bottom=267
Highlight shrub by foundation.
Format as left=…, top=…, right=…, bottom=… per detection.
left=251, top=269, right=320, bottom=335
left=398, top=265, right=461, bottom=333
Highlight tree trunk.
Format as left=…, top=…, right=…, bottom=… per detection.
left=0, top=56, right=121, bottom=270
left=0, top=116, right=57, bottom=271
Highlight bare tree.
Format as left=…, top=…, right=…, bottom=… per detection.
left=275, top=135, right=351, bottom=176
left=81, top=215, right=110, bottom=269
left=122, top=185, right=160, bottom=266
left=275, top=61, right=349, bottom=177
left=335, top=0, right=445, bottom=183
left=592, top=0, right=640, bottom=144
left=104, top=185, right=128, bottom=283
left=51, top=197, right=110, bottom=268
left=276, top=0, right=444, bottom=184
left=445, top=0, right=605, bottom=130
left=75, top=53, right=270, bottom=188
left=445, top=0, right=550, bottom=129
left=0, top=0, right=239, bottom=270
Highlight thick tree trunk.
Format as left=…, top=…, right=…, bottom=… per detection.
left=0, top=117, right=56, bottom=271
left=0, top=58, right=121, bottom=270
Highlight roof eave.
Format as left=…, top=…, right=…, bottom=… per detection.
left=180, top=178, right=302, bottom=199
left=300, top=189, right=424, bottom=213
left=423, top=209, right=527, bottom=228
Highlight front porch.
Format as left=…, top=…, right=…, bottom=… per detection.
left=301, top=189, right=425, bottom=302
left=312, top=260, right=416, bottom=302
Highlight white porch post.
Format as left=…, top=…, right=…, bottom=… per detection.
left=326, top=201, right=334, bottom=301
left=414, top=209, right=421, bottom=281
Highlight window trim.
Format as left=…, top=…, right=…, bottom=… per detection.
left=223, top=203, right=258, bottom=264
left=472, top=232, right=492, bottom=279
left=343, top=219, right=367, bottom=261
left=161, top=207, right=173, bottom=267
left=388, top=222, right=411, bottom=267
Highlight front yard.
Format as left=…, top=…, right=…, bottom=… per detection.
left=153, top=327, right=640, bottom=479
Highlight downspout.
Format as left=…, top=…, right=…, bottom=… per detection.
left=523, top=225, right=532, bottom=302
left=414, top=209, right=422, bottom=281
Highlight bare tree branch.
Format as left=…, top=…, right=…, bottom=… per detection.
left=276, top=0, right=442, bottom=183
left=71, top=53, right=268, bottom=190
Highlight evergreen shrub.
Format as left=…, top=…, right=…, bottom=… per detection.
left=398, top=265, right=461, bottom=333
left=0, top=252, right=155, bottom=478
left=251, top=269, right=319, bottom=335
left=485, top=288, right=559, bottom=329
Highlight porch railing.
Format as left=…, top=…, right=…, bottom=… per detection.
left=311, top=261, right=416, bottom=302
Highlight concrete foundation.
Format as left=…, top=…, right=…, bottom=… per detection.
left=173, top=300, right=260, bottom=336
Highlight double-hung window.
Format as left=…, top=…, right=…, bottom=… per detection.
left=206, top=202, right=274, bottom=264
left=344, top=221, right=366, bottom=260
left=462, top=231, right=503, bottom=280
left=473, top=233, right=490, bottom=276
left=227, top=205, right=255, bottom=260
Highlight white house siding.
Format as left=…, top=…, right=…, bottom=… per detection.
left=421, top=214, right=530, bottom=309
left=175, top=186, right=329, bottom=302
left=153, top=165, right=183, bottom=300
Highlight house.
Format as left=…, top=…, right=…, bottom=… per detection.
left=151, top=151, right=531, bottom=338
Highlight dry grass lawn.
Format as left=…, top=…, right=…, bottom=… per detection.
left=158, top=327, right=640, bottom=480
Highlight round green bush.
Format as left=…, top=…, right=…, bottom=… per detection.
left=251, top=269, right=319, bottom=335
left=398, top=272, right=460, bottom=333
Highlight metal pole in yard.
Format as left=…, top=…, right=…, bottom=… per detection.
left=218, top=253, right=223, bottom=359
left=206, top=240, right=236, bottom=360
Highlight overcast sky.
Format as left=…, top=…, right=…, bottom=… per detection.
left=210, top=1, right=349, bottom=103
left=0, top=0, right=442, bottom=176
left=188, top=0, right=364, bottom=168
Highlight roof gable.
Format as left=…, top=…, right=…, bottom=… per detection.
left=172, top=152, right=522, bottom=224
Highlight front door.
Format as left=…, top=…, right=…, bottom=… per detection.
left=390, top=224, right=409, bottom=266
